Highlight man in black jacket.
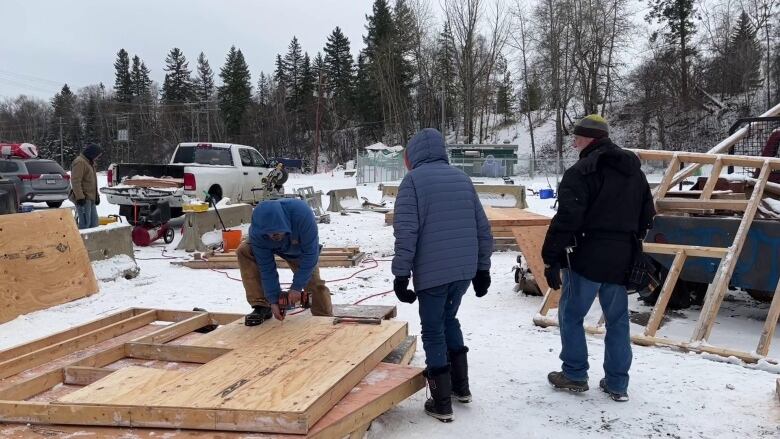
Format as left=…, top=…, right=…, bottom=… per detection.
left=542, top=114, right=655, bottom=402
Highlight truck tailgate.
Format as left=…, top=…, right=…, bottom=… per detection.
left=114, top=163, right=185, bottom=183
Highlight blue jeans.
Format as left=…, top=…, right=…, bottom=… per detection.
left=417, top=279, right=470, bottom=370
left=558, top=269, right=632, bottom=393
left=76, top=200, right=98, bottom=229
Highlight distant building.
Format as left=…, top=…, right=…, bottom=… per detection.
left=447, top=144, right=518, bottom=177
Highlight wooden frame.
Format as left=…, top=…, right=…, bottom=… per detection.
left=533, top=149, right=780, bottom=365
left=0, top=307, right=416, bottom=435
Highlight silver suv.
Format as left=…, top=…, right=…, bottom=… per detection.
left=0, top=158, right=71, bottom=208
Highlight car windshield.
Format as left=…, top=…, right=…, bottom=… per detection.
left=172, top=146, right=233, bottom=166
left=25, top=161, right=65, bottom=175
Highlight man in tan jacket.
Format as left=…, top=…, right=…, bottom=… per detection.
left=69, top=144, right=101, bottom=229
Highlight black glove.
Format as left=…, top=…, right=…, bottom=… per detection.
left=393, top=276, right=417, bottom=304
left=472, top=270, right=491, bottom=297
left=95, top=197, right=100, bottom=206
left=75, top=198, right=86, bottom=206
left=544, top=264, right=562, bottom=291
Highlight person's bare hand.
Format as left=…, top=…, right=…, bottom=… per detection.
left=271, top=304, right=284, bottom=321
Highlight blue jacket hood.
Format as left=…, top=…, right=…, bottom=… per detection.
left=252, top=201, right=292, bottom=237
left=406, top=128, right=448, bottom=169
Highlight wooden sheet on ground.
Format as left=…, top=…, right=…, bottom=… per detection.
left=50, top=316, right=408, bottom=434
left=0, top=209, right=98, bottom=324
left=0, top=362, right=423, bottom=439
left=385, top=206, right=550, bottom=228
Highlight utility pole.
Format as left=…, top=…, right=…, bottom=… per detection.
left=314, top=71, right=324, bottom=174
left=58, top=117, right=64, bottom=167
left=440, top=81, right=446, bottom=137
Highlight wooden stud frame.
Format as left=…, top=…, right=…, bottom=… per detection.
left=533, top=150, right=780, bottom=365
left=0, top=307, right=415, bottom=435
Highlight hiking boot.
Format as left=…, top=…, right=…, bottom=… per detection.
left=547, top=371, right=589, bottom=393
left=599, top=378, right=629, bottom=402
left=450, top=347, right=472, bottom=403
left=244, top=306, right=273, bottom=326
left=424, top=366, right=454, bottom=422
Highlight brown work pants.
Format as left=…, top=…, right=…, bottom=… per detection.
left=236, top=241, right=333, bottom=316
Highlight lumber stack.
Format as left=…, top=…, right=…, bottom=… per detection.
left=0, top=306, right=423, bottom=437
left=174, top=246, right=366, bottom=270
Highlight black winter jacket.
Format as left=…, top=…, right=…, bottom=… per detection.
left=541, top=138, right=656, bottom=285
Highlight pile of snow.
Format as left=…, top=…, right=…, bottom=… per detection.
left=91, top=254, right=139, bottom=281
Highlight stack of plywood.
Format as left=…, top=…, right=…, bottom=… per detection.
left=174, top=247, right=366, bottom=270
left=0, top=209, right=99, bottom=324
left=0, top=306, right=422, bottom=437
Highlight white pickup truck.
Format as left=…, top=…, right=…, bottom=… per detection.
left=103, top=142, right=276, bottom=219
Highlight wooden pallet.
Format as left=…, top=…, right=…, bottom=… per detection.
left=534, top=148, right=780, bottom=364
left=179, top=247, right=366, bottom=270
left=0, top=307, right=419, bottom=435
left=0, top=209, right=99, bottom=324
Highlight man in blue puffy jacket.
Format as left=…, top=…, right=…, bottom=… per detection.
left=236, top=199, right=333, bottom=324
left=392, top=128, right=494, bottom=422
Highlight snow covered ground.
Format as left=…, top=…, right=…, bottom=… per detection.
left=4, top=171, right=780, bottom=438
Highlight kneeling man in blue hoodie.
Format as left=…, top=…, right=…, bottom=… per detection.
left=237, top=198, right=333, bottom=324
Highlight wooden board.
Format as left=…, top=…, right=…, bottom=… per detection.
left=50, top=316, right=408, bottom=434
left=123, top=177, right=183, bottom=188
left=58, top=366, right=184, bottom=405
left=0, top=362, right=424, bottom=439
left=0, top=209, right=99, bottom=324
left=512, top=225, right=558, bottom=308
left=385, top=207, right=550, bottom=228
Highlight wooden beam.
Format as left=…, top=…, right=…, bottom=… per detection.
left=656, top=198, right=749, bottom=211
left=64, top=366, right=115, bottom=386
left=700, top=158, right=724, bottom=200
left=0, top=310, right=157, bottom=380
left=0, top=309, right=136, bottom=363
left=631, top=334, right=766, bottom=364
left=642, top=242, right=728, bottom=258
left=644, top=251, right=686, bottom=337
left=132, top=313, right=212, bottom=345
left=692, top=162, right=772, bottom=342
left=756, top=278, right=780, bottom=357
left=124, top=343, right=231, bottom=364
left=70, top=344, right=127, bottom=368
left=0, top=369, right=63, bottom=401
left=652, top=155, right=680, bottom=202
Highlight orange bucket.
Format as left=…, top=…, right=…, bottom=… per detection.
left=222, top=230, right=242, bottom=252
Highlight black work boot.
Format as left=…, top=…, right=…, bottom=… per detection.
left=244, top=306, right=273, bottom=326
left=547, top=371, right=589, bottom=393
left=423, top=366, right=454, bottom=422
left=449, top=347, right=472, bottom=403
left=599, top=378, right=629, bottom=402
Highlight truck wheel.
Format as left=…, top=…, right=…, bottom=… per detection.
left=639, top=263, right=696, bottom=310
left=746, top=289, right=773, bottom=303
left=207, top=186, right=222, bottom=204
left=46, top=201, right=63, bottom=208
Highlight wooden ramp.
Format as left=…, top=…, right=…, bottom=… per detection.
left=0, top=308, right=419, bottom=435
left=177, top=247, right=366, bottom=270
left=0, top=209, right=99, bottom=324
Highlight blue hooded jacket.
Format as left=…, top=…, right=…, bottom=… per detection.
left=391, top=128, right=493, bottom=291
left=249, top=199, right=319, bottom=304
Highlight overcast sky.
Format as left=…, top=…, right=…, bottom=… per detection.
left=0, top=0, right=378, bottom=99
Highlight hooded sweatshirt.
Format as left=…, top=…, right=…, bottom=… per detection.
left=248, top=199, right=319, bottom=304
left=391, top=128, right=493, bottom=291
left=542, top=137, right=656, bottom=284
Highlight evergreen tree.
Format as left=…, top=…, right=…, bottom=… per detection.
left=130, top=55, right=153, bottom=101
left=257, top=72, right=272, bottom=106
left=726, top=11, right=763, bottom=94
left=647, top=0, right=697, bottom=105
left=161, top=48, right=194, bottom=103
left=324, top=27, right=355, bottom=116
left=218, top=46, right=252, bottom=137
left=353, top=52, right=380, bottom=125
left=300, top=52, right=316, bottom=111
left=435, top=22, right=457, bottom=129
left=361, top=0, right=395, bottom=130
left=496, top=70, right=514, bottom=122
left=113, top=49, right=133, bottom=103
left=193, top=52, right=215, bottom=102
left=283, top=37, right=305, bottom=111
left=274, top=54, right=288, bottom=88
left=50, top=84, right=82, bottom=161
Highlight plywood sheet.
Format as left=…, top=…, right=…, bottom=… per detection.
left=0, top=209, right=99, bottom=324
left=0, top=363, right=424, bottom=439
left=512, top=225, right=559, bottom=308
left=385, top=207, right=550, bottom=228
left=52, top=315, right=408, bottom=433
left=58, top=366, right=185, bottom=405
